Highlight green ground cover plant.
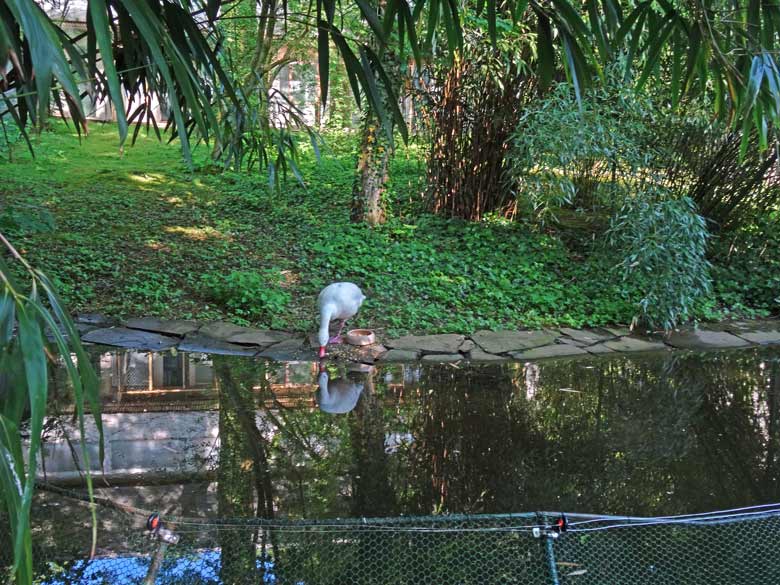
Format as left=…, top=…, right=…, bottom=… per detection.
left=0, top=123, right=777, bottom=336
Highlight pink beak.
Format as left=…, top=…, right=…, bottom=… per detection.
left=318, top=346, right=326, bottom=358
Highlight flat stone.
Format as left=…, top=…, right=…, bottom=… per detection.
left=559, top=337, right=587, bottom=347
left=459, top=339, right=476, bottom=353
left=48, top=322, right=97, bottom=341
left=358, top=344, right=388, bottom=363
left=227, top=329, right=293, bottom=346
left=421, top=354, right=463, bottom=363
left=603, top=326, right=632, bottom=337
left=386, top=334, right=465, bottom=354
left=198, top=321, right=252, bottom=340
left=82, top=327, right=178, bottom=351
left=472, top=330, right=557, bottom=354
left=379, top=349, right=421, bottom=362
left=664, top=329, right=751, bottom=350
left=559, top=328, right=615, bottom=345
left=257, top=339, right=313, bottom=361
left=721, top=319, right=780, bottom=333
left=602, top=337, right=668, bottom=353
left=126, top=317, right=199, bottom=337
left=510, top=344, right=588, bottom=360
left=76, top=323, right=98, bottom=336
left=585, top=343, right=615, bottom=355
left=177, top=334, right=258, bottom=356
left=75, top=313, right=117, bottom=327
left=468, top=350, right=509, bottom=362
left=733, top=330, right=780, bottom=345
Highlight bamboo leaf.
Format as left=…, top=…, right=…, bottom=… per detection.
left=561, top=33, right=582, bottom=106
left=550, top=0, right=590, bottom=39
left=119, top=0, right=193, bottom=165
left=535, top=9, right=555, bottom=90
left=364, top=44, right=408, bottom=142
left=355, top=0, right=386, bottom=47
left=15, top=303, right=47, bottom=583
left=399, top=0, right=421, bottom=68
left=636, top=15, right=676, bottom=89
left=359, top=45, right=394, bottom=147
left=670, top=26, right=682, bottom=107
left=331, top=28, right=363, bottom=109
left=587, top=0, right=610, bottom=64
left=318, top=20, right=330, bottom=106
left=615, top=1, right=650, bottom=46
left=88, top=0, right=128, bottom=144
left=4, top=0, right=84, bottom=125
left=488, top=0, right=497, bottom=46
left=0, top=416, right=28, bottom=582
left=510, top=0, right=529, bottom=23
left=426, top=0, right=440, bottom=49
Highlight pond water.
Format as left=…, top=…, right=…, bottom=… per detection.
left=41, top=346, right=780, bottom=522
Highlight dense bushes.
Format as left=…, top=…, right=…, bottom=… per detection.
left=1, top=123, right=777, bottom=334
left=201, top=270, right=292, bottom=327
left=510, top=74, right=662, bottom=221
left=709, top=215, right=780, bottom=318
left=607, top=195, right=712, bottom=330
left=425, top=41, right=534, bottom=221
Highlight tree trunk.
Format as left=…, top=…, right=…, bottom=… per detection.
left=348, top=372, right=397, bottom=516
left=215, top=357, right=278, bottom=584
left=216, top=359, right=256, bottom=584
left=350, top=0, right=398, bottom=225
left=351, top=113, right=392, bottom=225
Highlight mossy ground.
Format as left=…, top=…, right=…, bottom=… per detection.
left=0, top=123, right=776, bottom=336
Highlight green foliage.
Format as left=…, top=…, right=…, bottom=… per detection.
left=0, top=238, right=102, bottom=585
left=509, top=73, right=662, bottom=221
left=708, top=215, right=780, bottom=318
left=201, top=270, right=292, bottom=326
left=0, top=204, right=54, bottom=235
left=0, top=122, right=776, bottom=336
left=608, top=194, right=713, bottom=331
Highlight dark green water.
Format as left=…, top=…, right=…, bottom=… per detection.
left=44, top=346, right=780, bottom=520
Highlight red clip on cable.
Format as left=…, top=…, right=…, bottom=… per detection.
left=147, top=513, right=161, bottom=533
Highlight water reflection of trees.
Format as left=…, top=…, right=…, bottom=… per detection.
left=213, top=350, right=780, bottom=525
left=214, top=357, right=277, bottom=584
left=516, top=350, right=780, bottom=515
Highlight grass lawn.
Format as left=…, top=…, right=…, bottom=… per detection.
left=0, top=122, right=777, bottom=336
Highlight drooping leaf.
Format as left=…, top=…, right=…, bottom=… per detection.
left=318, top=19, right=330, bottom=106
left=88, top=0, right=128, bottom=144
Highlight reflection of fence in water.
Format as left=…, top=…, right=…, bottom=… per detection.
left=12, top=486, right=780, bottom=585
left=95, top=352, right=412, bottom=412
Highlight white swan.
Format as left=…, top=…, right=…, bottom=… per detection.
left=317, top=282, right=365, bottom=358
left=316, top=370, right=364, bottom=414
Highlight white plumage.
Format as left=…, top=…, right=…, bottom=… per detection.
left=316, top=371, right=364, bottom=414
left=317, top=282, right=365, bottom=357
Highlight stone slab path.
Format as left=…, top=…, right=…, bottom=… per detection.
left=74, top=314, right=780, bottom=365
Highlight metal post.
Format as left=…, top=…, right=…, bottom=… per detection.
left=143, top=514, right=179, bottom=585
left=143, top=541, right=168, bottom=585
left=545, top=535, right=561, bottom=585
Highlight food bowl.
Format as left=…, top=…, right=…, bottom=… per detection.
left=345, top=329, right=376, bottom=346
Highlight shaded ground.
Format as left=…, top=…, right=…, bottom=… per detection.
left=0, top=123, right=777, bottom=336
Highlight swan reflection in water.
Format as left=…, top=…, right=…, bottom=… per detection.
left=316, top=362, right=374, bottom=414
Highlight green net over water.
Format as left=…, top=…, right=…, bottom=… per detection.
left=4, top=486, right=779, bottom=585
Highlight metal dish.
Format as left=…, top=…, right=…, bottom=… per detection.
left=345, top=329, right=376, bottom=346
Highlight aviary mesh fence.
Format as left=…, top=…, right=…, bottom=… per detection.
left=3, top=486, right=779, bottom=585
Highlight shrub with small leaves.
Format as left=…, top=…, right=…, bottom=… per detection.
left=607, top=193, right=712, bottom=331
left=200, top=270, right=291, bottom=327
left=509, top=68, right=662, bottom=222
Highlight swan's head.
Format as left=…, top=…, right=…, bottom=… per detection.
left=318, top=329, right=329, bottom=358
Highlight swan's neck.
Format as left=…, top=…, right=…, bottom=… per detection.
left=318, top=304, right=335, bottom=347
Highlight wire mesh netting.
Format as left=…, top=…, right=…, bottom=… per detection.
left=2, top=487, right=779, bottom=585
